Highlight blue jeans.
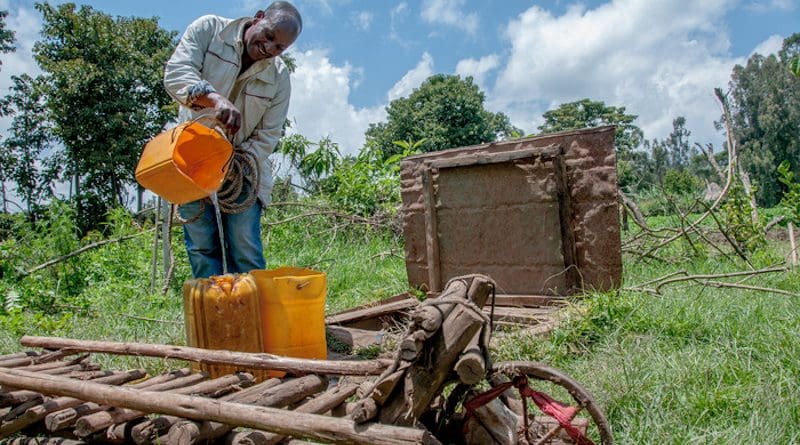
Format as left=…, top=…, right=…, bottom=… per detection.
left=179, top=197, right=265, bottom=278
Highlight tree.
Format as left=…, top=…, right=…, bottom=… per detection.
left=0, top=74, right=53, bottom=217
left=33, top=3, right=177, bottom=230
left=0, top=10, right=15, bottom=71
left=537, top=98, right=643, bottom=158
left=728, top=33, right=800, bottom=206
left=365, top=74, right=521, bottom=158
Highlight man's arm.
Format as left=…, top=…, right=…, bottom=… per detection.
left=163, top=15, right=241, bottom=133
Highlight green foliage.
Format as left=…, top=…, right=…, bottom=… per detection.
left=0, top=9, right=15, bottom=71
left=0, top=74, right=54, bottom=215
left=537, top=98, right=643, bottom=158
left=729, top=33, right=800, bottom=207
left=791, top=56, right=800, bottom=78
left=319, top=142, right=417, bottom=216
left=365, top=74, right=520, bottom=159
left=662, top=169, right=700, bottom=196
left=777, top=161, right=800, bottom=225
left=33, top=2, right=178, bottom=231
left=721, top=181, right=765, bottom=253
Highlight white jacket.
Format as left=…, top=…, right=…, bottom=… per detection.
left=164, top=15, right=292, bottom=207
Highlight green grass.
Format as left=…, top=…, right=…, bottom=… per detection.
left=1, top=205, right=799, bottom=443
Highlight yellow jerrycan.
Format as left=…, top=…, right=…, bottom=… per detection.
left=183, top=274, right=270, bottom=380
left=251, top=267, right=328, bottom=377
left=135, top=114, right=232, bottom=205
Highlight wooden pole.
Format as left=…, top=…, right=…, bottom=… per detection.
left=21, top=337, right=391, bottom=376
left=0, top=368, right=440, bottom=445
left=789, top=221, right=798, bottom=267
left=0, top=369, right=146, bottom=438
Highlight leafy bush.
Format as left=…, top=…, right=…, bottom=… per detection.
left=663, top=169, right=700, bottom=196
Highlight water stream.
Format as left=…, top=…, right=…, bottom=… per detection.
left=209, top=192, right=228, bottom=275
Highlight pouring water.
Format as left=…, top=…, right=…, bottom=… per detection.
left=209, top=191, right=228, bottom=275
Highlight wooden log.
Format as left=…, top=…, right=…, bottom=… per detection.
left=165, top=375, right=328, bottom=445
left=224, top=382, right=359, bottom=445
left=75, top=373, right=245, bottom=438
left=0, top=351, right=42, bottom=365
left=326, top=326, right=386, bottom=349
left=379, top=300, right=487, bottom=425
left=21, top=337, right=391, bottom=376
left=17, top=354, right=89, bottom=372
left=463, top=396, right=518, bottom=445
left=350, top=397, right=378, bottom=424
left=369, top=370, right=405, bottom=405
left=487, top=375, right=523, bottom=417
left=454, top=332, right=485, bottom=385
left=0, top=368, right=146, bottom=438
left=134, top=381, right=282, bottom=445
left=325, top=299, right=419, bottom=327
left=46, top=368, right=194, bottom=432
left=399, top=330, right=427, bottom=362
left=0, top=350, right=72, bottom=369
left=39, top=363, right=101, bottom=376
left=411, top=306, right=443, bottom=335
left=1, top=369, right=438, bottom=445
left=11, top=436, right=86, bottom=445
left=0, top=389, right=42, bottom=408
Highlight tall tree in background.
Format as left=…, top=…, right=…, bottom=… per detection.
left=537, top=98, right=643, bottom=157
left=537, top=98, right=643, bottom=189
left=33, top=3, right=177, bottom=230
left=728, top=33, right=800, bottom=207
left=0, top=10, right=16, bottom=212
left=0, top=74, right=53, bottom=217
left=365, top=74, right=521, bottom=158
left=0, top=10, right=15, bottom=71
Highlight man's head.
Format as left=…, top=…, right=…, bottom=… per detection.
left=243, top=2, right=302, bottom=63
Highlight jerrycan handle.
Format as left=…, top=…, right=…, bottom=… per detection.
left=171, top=110, right=232, bottom=143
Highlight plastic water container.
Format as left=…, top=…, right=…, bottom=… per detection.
left=183, top=274, right=271, bottom=380
left=135, top=120, right=232, bottom=205
left=251, top=267, right=328, bottom=376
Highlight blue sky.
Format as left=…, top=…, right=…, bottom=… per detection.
left=1, top=0, right=798, bottom=156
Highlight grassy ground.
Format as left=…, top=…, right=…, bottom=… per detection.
left=1, top=205, right=799, bottom=443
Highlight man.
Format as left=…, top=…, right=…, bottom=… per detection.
left=164, top=2, right=302, bottom=278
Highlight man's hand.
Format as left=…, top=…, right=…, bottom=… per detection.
left=194, top=92, right=241, bottom=135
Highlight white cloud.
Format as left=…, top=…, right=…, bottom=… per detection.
left=455, top=54, right=500, bottom=90
left=351, top=10, right=373, bottom=32
left=389, top=2, right=410, bottom=45
left=286, top=49, right=385, bottom=156
left=489, top=0, right=744, bottom=147
left=751, top=34, right=784, bottom=57
left=421, top=0, right=479, bottom=35
left=387, top=52, right=434, bottom=102
left=745, top=0, right=797, bottom=12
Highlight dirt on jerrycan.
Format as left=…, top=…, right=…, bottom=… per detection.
left=183, top=274, right=271, bottom=380
left=136, top=113, right=232, bottom=205
left=250, top=267, right=328, bottom=378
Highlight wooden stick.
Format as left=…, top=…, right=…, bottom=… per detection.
left=0, top=350, right=73, bottom=369
left=454, top=332, right=485, bottom=385
left=11, top=437, right=86, bottom=445
left=0, top=369, right=440, bottom=445
left=165, top=375, right=329, bottom=445
left=325, top=299, right=419, bottom=326
left=46, top=369, right=195, bottom=432
left=21, top=337, right=391, bottom=376
left=789, top=221, right=798, bottom=267
left=61, top=372, right=207, bottom=434
left=0, top=369, right=146, bottom=438
left=0, top=352, right=41, bottom=365
left=131, top=378, right=282, bottom=445
left=224, top=382, right=359, bottom=445
left=75, top=373, right=251, bottom=438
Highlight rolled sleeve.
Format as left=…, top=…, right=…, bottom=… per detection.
left=164, top=15, right=218, bottom=107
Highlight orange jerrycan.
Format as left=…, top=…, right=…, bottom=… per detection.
left=183, top=274, right=270, bottom=380
left=136, top=115, right=232, bottom=205
left=251, top=268, right=328, bottom=377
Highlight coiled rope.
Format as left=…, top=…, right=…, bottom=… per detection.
left=175, top=149, right=260, bottom=224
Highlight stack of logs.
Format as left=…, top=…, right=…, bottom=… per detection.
left=349, top=274, right=499, bottom=430
left=0, top=274, right=583, bottom=445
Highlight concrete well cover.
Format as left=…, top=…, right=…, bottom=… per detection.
left=399, top=126, right=622, bottom=297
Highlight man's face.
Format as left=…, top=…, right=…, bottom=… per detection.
left=243, top=14, right=297, bottom=62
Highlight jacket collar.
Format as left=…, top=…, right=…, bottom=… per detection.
left=218, top=17, right=277, bottom=84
